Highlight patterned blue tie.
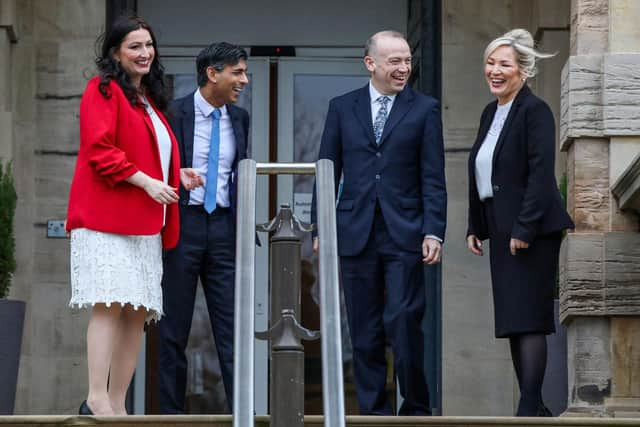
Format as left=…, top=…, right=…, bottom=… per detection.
left=373, top=95, right=390, bottom=144
left=204, top=108, right=221, bottom=214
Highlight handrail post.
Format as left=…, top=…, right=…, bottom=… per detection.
left=315, top=159, right=346, bottom=427
left=234, top=159, right=257, bottom=427
left=232, top=160, right=345, bottom=427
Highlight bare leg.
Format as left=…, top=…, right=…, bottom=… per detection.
left=108, top=304, right=148, bottom=415
left=86, top=303, right=122, bottom=415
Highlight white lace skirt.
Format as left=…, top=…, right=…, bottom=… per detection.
left=69, top=228, right=164, bottom=322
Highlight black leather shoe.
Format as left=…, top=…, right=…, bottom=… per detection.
left=537, top=402, right=553, bottom=417
left=79, top=400, right=94, bottom=415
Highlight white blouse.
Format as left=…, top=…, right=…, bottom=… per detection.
left=142, top=96, right=172, bottom=223
left=142, top=96, right=172, bottom=185
left=475, top=99, right=513, bottom=201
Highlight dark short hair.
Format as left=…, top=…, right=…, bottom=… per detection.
left=95, top=15, right=168, bottom=111
left=196, top=42, right=248, bottom=87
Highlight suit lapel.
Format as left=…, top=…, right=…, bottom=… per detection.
left=468, top=103, right=493, bottom=187
left=353, top=85, right=376, bottom=145
left=378, top=86, right=413, bottom=147
left=477, top=104, right=497, bottom=148
left=182, top=93, right=196, bottom=168
left=491, top=84, right=529, bottom=168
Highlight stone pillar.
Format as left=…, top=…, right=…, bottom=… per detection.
left=560, top=0, right=640, bottom=417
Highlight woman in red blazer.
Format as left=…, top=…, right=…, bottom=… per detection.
left=66, top=16, right=201, bottom=416
left=467, top=29, right=574, bottom=417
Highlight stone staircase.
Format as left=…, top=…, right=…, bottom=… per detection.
left=1, top=416, right=640, bottom=427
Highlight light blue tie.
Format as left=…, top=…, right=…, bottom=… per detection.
left=373, top=95, right=390, bottom=144
left=204, top=108, right=221, bottom=214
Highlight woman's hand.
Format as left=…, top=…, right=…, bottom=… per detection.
left=126, top=172, right=179, bottom=204
left=467, top=234, right=483, bottom=256
left=180, top=168, right=204, bottom=191
left=509, top=237, right=529, bottom=255
left=143, top=178, right=179, bottom=204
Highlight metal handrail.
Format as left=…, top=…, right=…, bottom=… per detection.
left=314, top=159, right=346, bottom=427
left=234, top=159, right=257, bottom=427
left=233, top=160, right=345, bottom=427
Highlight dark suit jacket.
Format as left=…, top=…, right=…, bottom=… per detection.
left=167, top=91, right=250, bottom=214
left=467, top=84, right=574, bottom=243
left=313, top=84, right=447, bottom=256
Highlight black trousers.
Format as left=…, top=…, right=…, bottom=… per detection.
left=340, top=210, right=430, bottom=415
left=158, top=205, right=235, bottom=413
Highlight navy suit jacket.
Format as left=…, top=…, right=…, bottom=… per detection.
left=167, top=91, right=250, bottom=215
left=313, top=84, right=447, bottom=256
left=467, top=85, right=574, bottom=243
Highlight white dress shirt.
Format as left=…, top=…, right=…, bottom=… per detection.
left=475, top=99, right=513, bottom=201
left=190, top=88, right=237, bottom=207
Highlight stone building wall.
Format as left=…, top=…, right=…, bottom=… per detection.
left=5, top=0, right=104, bottom=414
left=560, top=0, right=640, bottom=417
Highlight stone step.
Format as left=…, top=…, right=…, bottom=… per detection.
left=1, top=415, right=639, bottom=427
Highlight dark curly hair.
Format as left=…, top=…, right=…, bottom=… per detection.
left=95, top=15, right=169, bottom=111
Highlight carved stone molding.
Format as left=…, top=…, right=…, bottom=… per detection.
left=560, top=232, right=640, bottom=322
left=560, top=53, right=640, bottom=150
left=612, top=152, right=640, bottom=214
left=0, top=0, right=18, bottom=42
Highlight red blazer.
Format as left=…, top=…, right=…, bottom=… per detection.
left=66, top=77, right=181, bottom=249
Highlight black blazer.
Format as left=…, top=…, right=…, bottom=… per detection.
left=167, top=91, right=250, bottom=214
left=467, top=85, right=574, bottom=243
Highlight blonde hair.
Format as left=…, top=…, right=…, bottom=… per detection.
left=483, top=29, right=555, bottom=78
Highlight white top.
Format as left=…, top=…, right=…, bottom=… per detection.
left=190, top=88, right=237, bottom=207
left=369, top=81, right=397, bottom=123
left=142, top=96, right=172, bottom=224
left=142, top=96, right=172, bottom=185
left=475, top=99, right=513, bottom=201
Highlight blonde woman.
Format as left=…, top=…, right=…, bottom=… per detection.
left=466, top=29, right=574, bottom=416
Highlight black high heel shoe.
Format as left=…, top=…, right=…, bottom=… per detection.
left=78, top=400, right=94, bottom=415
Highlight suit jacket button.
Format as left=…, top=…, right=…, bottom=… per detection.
left=492, top=185, right=500, bottom=192
left=376, top=152, right=381, bottom=158
left=375, top=174, right=380, bottom=180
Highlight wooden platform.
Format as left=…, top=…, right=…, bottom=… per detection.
left=1, top=415, right=639, bottom=427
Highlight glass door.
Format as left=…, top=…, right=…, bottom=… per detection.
left=276, top=58, right=371, bottom=414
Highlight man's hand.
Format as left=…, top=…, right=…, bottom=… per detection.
left=313, top=237, right=319, bottom=253
left=180, top=168, right=203, bottom=190
left=466, top=234, right=483, bottom=256
left=509, top=237, right=529, bottom=256
left=422, top=237, right=442, bottom=264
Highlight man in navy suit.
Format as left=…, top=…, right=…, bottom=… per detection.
left=312, top=31, right=447, bottom=415
left=158, top=42, right=250, bottom=414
